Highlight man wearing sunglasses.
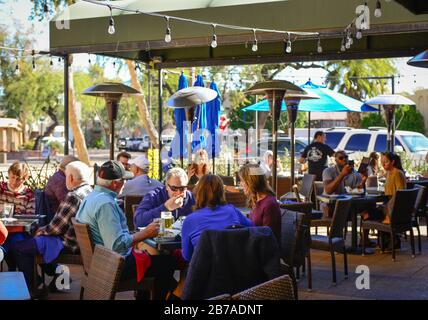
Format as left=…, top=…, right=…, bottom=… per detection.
left=134, top=167, right=195, bottom=228
left=323, top=150, right=366, bottom=195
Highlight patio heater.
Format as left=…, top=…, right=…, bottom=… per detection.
left=246, top=81, right=305, bottom=193
left=407, top=49, right=428, bottom=68
left=364, top=95, right=416, bottom=152
left=167, top=86, right=217, bottom=164
left=284, top=91, right=319, bottom=188
left=83, top=82, right=141, bottom=160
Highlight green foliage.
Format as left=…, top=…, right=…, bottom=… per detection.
left=396, top=105, right=425, bottom=134
left=19, top=140, right=35, bottom=151
left=24, top=158, right=59, bottom=192
left=361, top=113, right=385, bottom=128
left=92, top=138, right=105, bottom=149
left=47, top=140, right=63, bottom=154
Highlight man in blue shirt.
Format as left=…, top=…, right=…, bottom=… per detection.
left=76, top=160, right=177, bottom=299
left=134, top=167, right=195, bottom=228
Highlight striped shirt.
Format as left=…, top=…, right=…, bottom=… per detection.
left=0, top=182, right=35, bottom=215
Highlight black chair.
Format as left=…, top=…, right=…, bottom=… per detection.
left=412, top=184, right=428, bottom=253
left=123, top=195, right=144, bottom=232
left=311, top=199, right=352, bottom=285
left=361, top=189, right=419, bottom=261
left=295, top=174, right=323, bottom=220
left=280, top=205, right=312, bottom=294
left=219, top=175, right=235, bottom=186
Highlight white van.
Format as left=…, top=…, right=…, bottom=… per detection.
left=323, top=127, right=428, bottom=162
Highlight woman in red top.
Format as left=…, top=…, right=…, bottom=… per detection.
left=0, top=161, right=35, bottom=215
left=238, top=163, right=281, bottom=241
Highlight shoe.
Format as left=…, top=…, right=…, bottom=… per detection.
left=31, top=286, right=48, bottom=300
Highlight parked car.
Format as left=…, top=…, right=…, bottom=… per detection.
left=117, top=137, right=128, bottom=150
left=323, top=127, right=428, bottom=162
left=257, top=136, right=308, bottom=158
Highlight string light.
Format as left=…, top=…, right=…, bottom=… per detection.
left=164, top=16, right=172, bottom=43
left=58, top=57, right=61, bottom=63
left=374, top=0, right=382, bottom=18
left=285, top=33, right=292, bottom=54
left=360, top=2, right=369, bottom=30
left=340, top=35, right=346, bottom=52
left=317, top=36, right=322, bottom=53
left=210, top=24, right=218, bottom=48
left=356, top=29, right=363, bottom=39
left=108, top=6, right=115, bottom=35
left=251, top=29, right=258, bottom=52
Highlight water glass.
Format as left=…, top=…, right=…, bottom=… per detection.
left=4, top=203, right=14, bottom=218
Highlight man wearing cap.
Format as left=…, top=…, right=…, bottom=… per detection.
left=134, top=167, right=195, bottom=228
left=45, top=155, right=79, bottom=215
left=121, top=155, right=163, bottom=197
left=76, top=160, right=178, bottom=299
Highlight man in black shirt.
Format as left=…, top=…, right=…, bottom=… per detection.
left=300, top=131, right=335, bottom=181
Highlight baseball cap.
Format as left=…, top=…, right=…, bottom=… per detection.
left=129, top=155, right=149, bottom=170
left=98, top=160, right=133, bottom=180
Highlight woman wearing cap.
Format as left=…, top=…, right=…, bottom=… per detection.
left=238, top=163, right=281, bottom=241
left=121, top=155, right=163, bottom=197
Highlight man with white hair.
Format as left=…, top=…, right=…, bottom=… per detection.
left=121, top=155, right=163, bottom=196
left=76, top=160, right=178, bottom=300
left=13, top=161, right=93, bottom=298
left=134, top=167, right=195, bottom=228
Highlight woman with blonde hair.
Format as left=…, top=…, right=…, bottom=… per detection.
left=181, top=174, right=253, bottom=261
left=187, top=149, right=210, bottom=187
left=238, top=163, right=281, bottom=241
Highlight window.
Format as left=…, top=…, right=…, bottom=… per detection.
left=325, top=132, right=345, bottom=149
left=344, top=134, right=371, bottom=151
left=401, top=135, right=428, bottom=153
left=374, top=135, right=402, bottom=152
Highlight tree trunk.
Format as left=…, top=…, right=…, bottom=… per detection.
left=346, top=112, right=361, bottom=128
left=33, top=105, right=59, bottom=150
left=68, top=55, right=91, bottom=165
left=126, top=60, right=159, bottom=148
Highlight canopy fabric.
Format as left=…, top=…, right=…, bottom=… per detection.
left=363, top=94, right=416, bottom=106
left=50, top=0, right=428, bottom=67
left=242, top=80, right=379, bottom=113
left=206, top=81, right=222, bottom=157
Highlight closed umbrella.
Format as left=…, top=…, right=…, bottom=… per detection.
left=363, top=94, right=416, bottom=152
left=172, top=73, right=188, bottom=165
left=206, top=81, right=221, bottom=172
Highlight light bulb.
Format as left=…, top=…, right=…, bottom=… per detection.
left=211, top=35, right=218, bottom=48
left=375, top=0, right=382, bottom=17
left=317, top=44, right=323, bottom=53
left=341, top=38, right=346, bottom=52
left=349, top=37, right=354, bottom=45
left=108, top=18, right=115, bottom=35
left=252, top=40, right=258, bottom=52
left=356, top=30, right=363, bottom=39
left=345, top=40, right=351, bottom=49
left=286, top=40, right=292, bottom=53
left=165, top=28, right=172, bottom=43
left=374, top=8, right=382, bottom=18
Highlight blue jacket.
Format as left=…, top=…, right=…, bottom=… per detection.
left=134, top=186, right=195, bottom=228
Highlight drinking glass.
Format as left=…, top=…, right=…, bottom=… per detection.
left=153, top=218, right=165, bottom=236
left=161, top=211, right=174, bottom=229
left=4, top=204, right=14, bottom=218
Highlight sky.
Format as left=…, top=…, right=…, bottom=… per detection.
left=1, top=0, right=427, bottom=96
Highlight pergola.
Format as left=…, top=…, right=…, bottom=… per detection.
left=49, top=0, right=428, bottom=178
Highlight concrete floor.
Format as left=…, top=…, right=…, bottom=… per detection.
left=39, top=225, right=428, bottom=301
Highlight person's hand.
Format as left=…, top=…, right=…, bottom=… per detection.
left=165, top=195, right=184, bottom=211
left=142, top=222, right=159, bottom=239
left=340, top=165, right=353, bottom=177
left=187, top=165, right=195, bottom=178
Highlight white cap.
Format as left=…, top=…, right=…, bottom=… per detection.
left=129, top=155, right=149, bottom=169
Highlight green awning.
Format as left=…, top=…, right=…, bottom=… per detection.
left=49, top=0, right=428, bottom=67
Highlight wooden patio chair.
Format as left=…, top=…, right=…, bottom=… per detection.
left=231, top=274, right=295, bottom=300
left=124, top=195, right=144, bottom=232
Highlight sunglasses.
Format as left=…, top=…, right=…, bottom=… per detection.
left=168, top=184, right=187, bottom=192
left=337, top=155, right=348, bottom=160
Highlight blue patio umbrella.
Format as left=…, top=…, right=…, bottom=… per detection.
left=192, top=75, right=207, bottom=150
left=242, top=80, right=378, bottom=113
left=206, top=81, right=221, bottom=159
left=172, top=73, right=188, bottom=160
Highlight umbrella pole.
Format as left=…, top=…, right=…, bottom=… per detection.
left=106, top=99, right=119, bottom=161
left=269, top=91, right=285, bottom=194
left=64, top=55, right=70, bottom=156
left=308, top=112, right=311, bottom=145
left=384, top=105, right=395, bottom=152
left=255, top=111, right=259, bottom=158
left=288, top=104, right=298, bottom=188
left=158, top=69, right=163, bottom=180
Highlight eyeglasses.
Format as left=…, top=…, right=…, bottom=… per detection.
left=168, top=184, right=187, bottom=192
left=337, top=155, right=348, bottom=160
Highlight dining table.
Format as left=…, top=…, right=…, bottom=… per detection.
left=1, top=218, right=39, bottom=234
left=317, top=191, right=387, bottom=254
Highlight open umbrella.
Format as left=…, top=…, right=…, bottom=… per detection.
left=167, top=86, right=218, bottom=163
left=363, top=94, right=416, bottom=152
left=407, top=49, right=428, bottom=68
left=82, top=82, right=141, bottom=160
